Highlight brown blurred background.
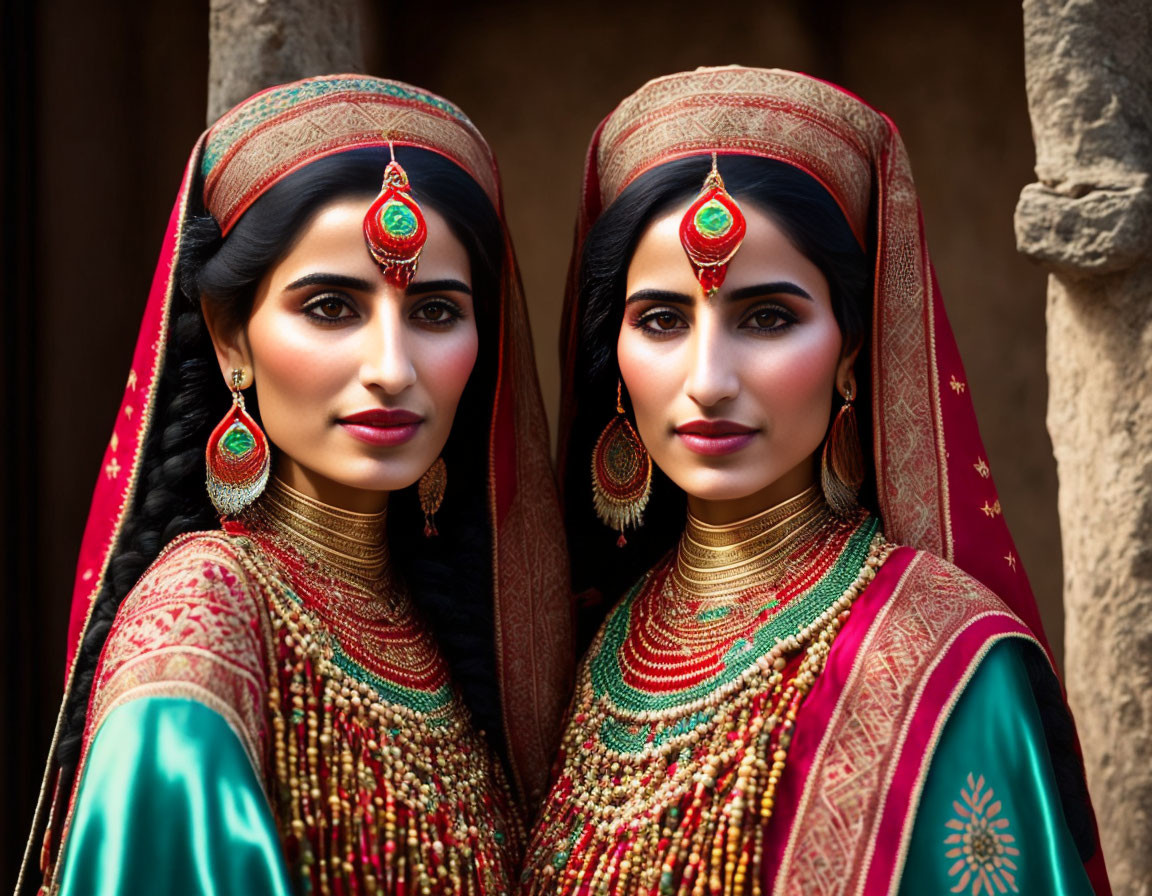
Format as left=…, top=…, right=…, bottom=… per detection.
left=1, top=0, right=1055, bottom=885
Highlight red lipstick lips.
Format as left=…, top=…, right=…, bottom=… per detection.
left=674, top=419, right=758, bottom=456
left=338, top=408, right=423, bottom=447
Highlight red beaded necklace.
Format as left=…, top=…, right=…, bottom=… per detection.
left=522, top=491, right=890, bottom=895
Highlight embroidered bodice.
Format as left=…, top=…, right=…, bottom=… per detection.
left=521, top=487, right=889, bottom=895
left=236, top=478, right=523, bottom=894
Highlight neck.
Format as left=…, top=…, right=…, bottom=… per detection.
left=247, top=476, right=390, bottom=588
left=273, top=455, right=389, bottom=514
left=673, top=484, right=839, bottom=598
left=685, top=457, right=818, bottom=525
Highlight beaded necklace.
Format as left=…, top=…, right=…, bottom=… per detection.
left=233, top=478, right=522, bottom=895
left=522, top=491, right=890, bottom=895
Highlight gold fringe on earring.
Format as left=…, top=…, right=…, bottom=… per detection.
left=821, top=389, right=864, bottom=516
left=591, top=380, right=652, bottom=547
left=418, top=457, right=447, bottom=537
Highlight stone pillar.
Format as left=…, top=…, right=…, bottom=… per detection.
left=1014, top=1, right=1152, bottom=891
left=208, top=0, right=367, bottom=123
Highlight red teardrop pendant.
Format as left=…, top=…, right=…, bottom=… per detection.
left=363, top=157, right=428, bottom=288
left=679, top=155, right=747, bottom=295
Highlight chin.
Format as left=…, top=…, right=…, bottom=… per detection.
left=306, top=457, right=427, bottom=496
left=667, top=469, right=779, bottom=504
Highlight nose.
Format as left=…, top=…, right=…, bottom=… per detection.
left=360, top=297, right=417, bottom=394
left=683, top=310, right=739, bottom=408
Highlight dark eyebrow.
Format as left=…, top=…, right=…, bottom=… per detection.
left=282, top=273, right=474, bottom=297
left=625, top=282, right=813, bottom=306
left=407, top=278, right=473, bottom=297
left=728, top=281, right=813, bottom=302
left=625, top=288, right=693, bottom=307
left=284, top=272, right=375, bottom=292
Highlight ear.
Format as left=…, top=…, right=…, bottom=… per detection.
left=201, top=300, right=254, bottom=389
left=835, top=340, right=862, bottom=400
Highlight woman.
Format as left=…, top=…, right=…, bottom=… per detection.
left=18, top=75, right=572, bottom=895
left=523, top=67, right=1108, bottom=894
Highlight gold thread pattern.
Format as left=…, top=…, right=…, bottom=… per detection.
left=944, top=773, right=1020, bottom=895
left=773, top=554, right=1020, bottom=896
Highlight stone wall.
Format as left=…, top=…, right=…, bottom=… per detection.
left=208, top=0, right=365, bottom=122
left=1016, top=0, right=1152, bottom=890
left=4, top=0, right=1079, bottom=885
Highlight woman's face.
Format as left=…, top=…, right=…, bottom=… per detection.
left=618, top=199, right=856, bottom=524
left=209, top=196, right=478, bottom=512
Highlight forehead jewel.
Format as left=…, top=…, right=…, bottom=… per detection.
left=363, top=141, right=428, bottom=288
left=678, top=153, right=747, bottom=296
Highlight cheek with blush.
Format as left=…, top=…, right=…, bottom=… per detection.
left=616, top=328, right=681, bottom=457
left=409, top=326, right=479, bottom=454
left=246, top=315, right=359, bottom=456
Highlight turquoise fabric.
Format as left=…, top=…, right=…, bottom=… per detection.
left=899, top=641, right=1093, bottom=895
left=57, top=697, right=291, bottom=896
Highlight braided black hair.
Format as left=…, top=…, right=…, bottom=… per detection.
left=57, top=147, right=508, bottom=792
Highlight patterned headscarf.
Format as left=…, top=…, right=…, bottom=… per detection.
left=558, top=66, right=1052, bottom=660
left=22, top=74, right=573, bottom=893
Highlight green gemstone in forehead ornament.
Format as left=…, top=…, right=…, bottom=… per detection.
left=220, top=422, right=255, bottom=458
left=381, top=200, right=418, bottom=238
left=695, top=199, right=733, bottom=238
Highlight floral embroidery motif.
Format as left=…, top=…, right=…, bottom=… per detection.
left=973, top=458, right=990, bottom=479
left=980, top=499, right=1002, bottom=519
left=945, top=773, right=1019, bottom=894
left=1005, top=553, right=1018, bottom=572
left=950, top=375, right=967, bottom=394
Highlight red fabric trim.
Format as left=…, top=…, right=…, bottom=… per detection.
left=760, top=547, right=914, bottom=880
left=66, top=150, right=201, bottom=676
left=862, top=616, right=1035, bottom=893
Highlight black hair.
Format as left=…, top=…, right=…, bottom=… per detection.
left=57, top=146, right=508, bottom=788
left=566, top=155, right=874, bottom=640
left=563, top=154, right=1101, bottom=866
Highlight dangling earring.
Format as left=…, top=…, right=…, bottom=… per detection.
left=591, top=380, right=652, bottom=547
left=206, top=368, right=270, bottom=516
left=821, top=382, right=865, bottom=516
left=418, top=457, right=447, bottom=537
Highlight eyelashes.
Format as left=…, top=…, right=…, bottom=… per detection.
left=302, top=294, right=355, bottom=325
left=632, top=308, right=686, bottom=334
left=739, top=305, right=798, bottom=333
left=300, top=294, right=467, bottom=328
left=629, top=303, right=799, bottom=337
left=410, top=297, right=466, bottom=327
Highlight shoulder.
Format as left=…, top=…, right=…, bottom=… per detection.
left=882, top=545, right=1019, bottom=625
left=88, top=530, right=271, bottom=753
left=103, top=529, right=268, bottom=661
left=132, top=529, right=260, bottom=599
left=110, top=530, right=265, bottom=636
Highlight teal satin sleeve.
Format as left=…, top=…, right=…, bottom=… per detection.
left=57, top=697, right=292, bottom=896
left=898, top=641, right=1093, bottom=895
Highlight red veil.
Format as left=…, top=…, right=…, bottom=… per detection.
left=22, top=75, right=573, bottom=891
left=556, top=67, right=1107, bottom=894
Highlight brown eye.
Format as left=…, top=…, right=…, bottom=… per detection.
left=317, top=299, right=345, bottom=318
left=412, top=299, right=463, bottom=326
left=303, top=295, right=354, bottom=323
left=633, top=306, right=686, bottom=335
left=740, top=305, right=797, bottom=333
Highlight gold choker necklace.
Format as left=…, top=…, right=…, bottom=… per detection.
left=247, top=477, right=390, bottom=588
left=672, top=485, right=837, bottom=599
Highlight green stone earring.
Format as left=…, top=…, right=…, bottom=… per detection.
left=205, top=368, right=270, bottom=516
